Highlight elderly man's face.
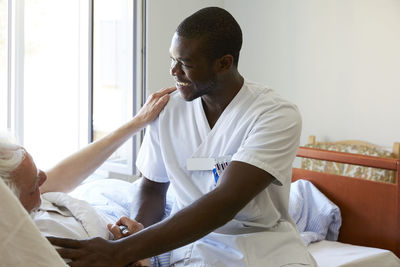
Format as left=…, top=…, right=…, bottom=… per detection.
left=12, top=151, right=47, bottom=213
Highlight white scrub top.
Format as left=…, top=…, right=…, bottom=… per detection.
left=137, top=80, right=316, bottom=266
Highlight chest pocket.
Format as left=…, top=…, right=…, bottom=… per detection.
left=235, top=196, right=263, bottom=222
left=234, top=189, right=280, bottom=228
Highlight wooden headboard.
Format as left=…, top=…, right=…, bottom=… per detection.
left=292, top=146, right=400, bottom=257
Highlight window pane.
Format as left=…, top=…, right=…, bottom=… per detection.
left=0, top=0, right=7, bottom=129
left=24, top=0, right=83, bottom=169
left=93, top=0, right=133, bottom=171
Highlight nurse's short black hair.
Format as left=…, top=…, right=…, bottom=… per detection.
left=176, top=7, right=243, bottom=67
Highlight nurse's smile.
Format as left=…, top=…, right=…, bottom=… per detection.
left=175, top=80, right=194, bottom=98
left=176, top=81, right=190, bottom=87
left=176, top=81, right=191, bottom=92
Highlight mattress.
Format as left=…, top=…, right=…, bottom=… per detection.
left=308, top=240, right=400, bottom=267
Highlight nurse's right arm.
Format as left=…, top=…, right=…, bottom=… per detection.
left=130, top=177, right=169, bottom=228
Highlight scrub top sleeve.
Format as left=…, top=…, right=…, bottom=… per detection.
left=136, top=117, right=169, bottom=183
left=231, top=103, right=302, bottom=186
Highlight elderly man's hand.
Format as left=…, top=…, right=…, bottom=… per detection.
left=136, top=86, right=176, bottom=124
left=107, top=217, right=150, bottom=267
left=107, top=216, right=144, bottom=240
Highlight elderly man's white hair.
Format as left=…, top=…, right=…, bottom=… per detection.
left=0, top=132, right=25, bottom=197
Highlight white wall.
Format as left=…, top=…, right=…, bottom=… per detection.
left=146, top=0, right=400, bottom=149
left=226, top=0, right=400, bottom=148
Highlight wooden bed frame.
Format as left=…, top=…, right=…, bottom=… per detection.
left=292, top=146, right=400, bottom=257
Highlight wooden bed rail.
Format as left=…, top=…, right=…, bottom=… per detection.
left=297, top=146, right=399, bottom=172
left=293, top=146, right=400, bottom=257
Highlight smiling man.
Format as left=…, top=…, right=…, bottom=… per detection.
left=50, top=7, right=317, bottom=267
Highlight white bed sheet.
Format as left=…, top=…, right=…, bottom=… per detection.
left=70, top=178, right=400, bottom=267
left=308, top=240, right=400, bottom=267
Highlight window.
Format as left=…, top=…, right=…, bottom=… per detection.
left=1, top=0, right=144, bottom=176
left=92, top=0, right=135, bottom=174
left=23, top=0, right=83, bottom=169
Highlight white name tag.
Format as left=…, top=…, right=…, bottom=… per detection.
left=186, top=158, right=215, bottom=171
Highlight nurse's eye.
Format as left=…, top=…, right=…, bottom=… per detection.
left=181, top=62, right=193, bottom=69
left=170, top=57, right=193, bottom=69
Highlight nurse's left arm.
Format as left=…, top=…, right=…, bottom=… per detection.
left=48, top=161, right=275, bottom=266
left=132, top=161, right=276, bottom=252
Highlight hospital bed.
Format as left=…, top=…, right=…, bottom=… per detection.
left=69, top=141, right=400, bottom=266
left=294, top=142, right=400, bottom=266
left=2, top=144, right=400, bottom=266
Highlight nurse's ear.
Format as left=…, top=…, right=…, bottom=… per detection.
left=214, top=54, right=234, bottom=74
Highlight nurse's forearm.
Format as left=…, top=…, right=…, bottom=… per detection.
left=115, top=161, right=274, bottom=264
left=116, top=185, right=237, bottom=262
left=131, top=178, right=169, bottom=228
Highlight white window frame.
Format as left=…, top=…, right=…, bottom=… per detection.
left=8, top=0, right=24, bottom=144
left=90, top=0, right=146, bottom=177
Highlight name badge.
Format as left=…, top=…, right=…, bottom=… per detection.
left=187, top=156, right=232, bottom=186
left=186, top=158, right=215, bottom=171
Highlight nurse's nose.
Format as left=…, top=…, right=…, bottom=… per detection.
left=170, top=60, right=184, bottom=77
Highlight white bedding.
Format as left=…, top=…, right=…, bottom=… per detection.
left=309, top=240, right=400, bottom=267
left=3, top=174, right=399, bottom=266
left=70, top=178, right=340, bottom=245
left=67, top=178, right=400, bottom=267
left=289, top=179, right=341, bottom=245
left=69, top=178, right=151, bottom=222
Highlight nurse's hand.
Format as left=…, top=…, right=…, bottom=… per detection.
left=48, top=236, right=149, bottom=267
left=47, top=236, right=124, bottom=267
left=136, top=86, right=176, bottom=124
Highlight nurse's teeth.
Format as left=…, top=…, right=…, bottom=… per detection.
left=177, top=82, right=189, bottom=86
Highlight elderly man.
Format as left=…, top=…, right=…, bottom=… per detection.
left=0, top=87, right=174, bottom=266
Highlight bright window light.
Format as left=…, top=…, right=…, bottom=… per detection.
left=92, top=0, right=134, bottom=171
left=1, top=0, right=140, bottom=176
left=23, top=0, right=83, bottom=169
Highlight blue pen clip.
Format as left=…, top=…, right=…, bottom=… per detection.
left=213, top=167, right=219, bottom=184
left=213, top=161, right=230, bottom=186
